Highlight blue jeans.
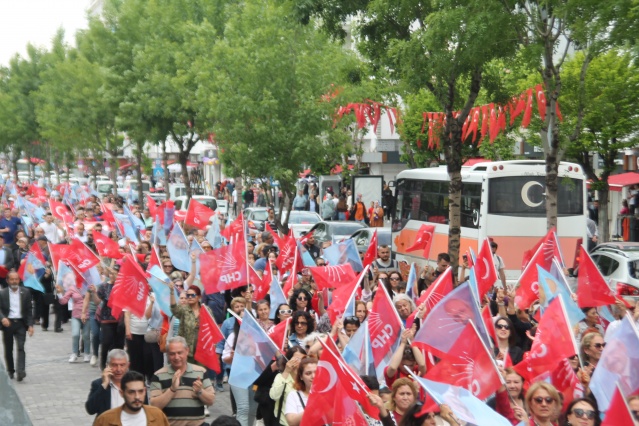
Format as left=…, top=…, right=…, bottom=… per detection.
left=230, top=384, right=257, bottom=426
left=71, top=318, right=90, bottom=356
left=338, top=212, right=346, bottom=220
left=89, top=315, right=101, bottom=356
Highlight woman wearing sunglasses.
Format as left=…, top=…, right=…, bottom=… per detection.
left=580, top=332, right=605, bottom=371
left=169, top=282, right=202, bottom=366
left=494, top=317, right=523, bottom=365
left=275, top=304, right=293, bottom=325
left=288, top=289, right=315, bottom=315
left=559, top=398, right=600, bottom=426
left=288, top=311, right=315, bottom=348
left=525, top=382, right=561, bottom=426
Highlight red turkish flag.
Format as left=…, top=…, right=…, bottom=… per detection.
left=601, top=385, right=635, bottom=426
left=100, top=202, right=116, bottom=226
left=281, top=250, right=298, bottom=297
left=481, top=304, right=497, bottom=345
left=535, top=84, right=547, bottom=121
left=266, top=318, right=290, bottom=352
left=109, top=255, right=148, bottom=317
left=362, top=229, right=378, bottom=269
left=301, top=339, right=379, bottom=422
left=576, top=246, right=616, bottom=308
left=146, top=195, right=157, bottom=218
left=425, top=321, right=502, bottom=400
left=199, top=240, right=248, bottom=294
left=185, top=198, right=215, bottom=230
left=194, top=306, right=224, bottom=373
left=147, top=245, right=161, bottom=272
left=173, top=210, right=186, bottom=222
left=326, top=270, right=363, bottom=323
left=220, top=213, right=243, bottom=240
left=369, top=285, right=403, bottom=368
left=49, top=198, right=74, bottom=222
left=93, top=230, right=124, bottom=259
left=309, top=264, right=357, bottom=290
left=275, top=234, right=298, bottom=273
left=516, top=245, right=548, bottom=309
left=527, top=297, right=577, bottom=378
left=521, top=88, right=534, bottom=127
left=405, top=224, right=435, bottom=259
left=475, top=239, right=498, bottom=297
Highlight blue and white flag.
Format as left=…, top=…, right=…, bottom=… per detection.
left=124, top=206, right=146, bottom=232
left=537, top=265, right=585, bottom=326
left=205, top=214, right=225, bottom=249
left=166, top=223, right=192, bottom=273
left=269, top=279, right=288, bottom=320
left=343, top=319, right=375, bottom=376
left=151, top=215, right=167, bottom=246
left=148, top=265, right=177, bottom=317
left=113, top=212, right=139, bottom=243
left=413, top=377, right=513, bottom=426
left=323, top=239, right=363, bottom=272
left=228, top=310, right=280, bottom=389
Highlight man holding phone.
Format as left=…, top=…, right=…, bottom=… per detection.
left=85, top=349, right=135, bottom=420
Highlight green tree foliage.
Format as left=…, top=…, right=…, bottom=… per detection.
left=0, top=43, right=49, bottom=179
left=563, top=50, right=639, bottom=241
left=297, top=0, right=521, bottom=270
left=196, top=0, right=359, bottom=224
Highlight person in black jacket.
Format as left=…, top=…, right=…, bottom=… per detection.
left=85, top=349, right=135, bottom=420
left=0, top=272, right=34, bottom=381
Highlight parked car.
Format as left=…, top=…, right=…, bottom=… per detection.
left=117, top=180, right=152, bottom=200
left=307, top=221, right=367, bottom=245
left=96, top=181, right=120, bottom=196
left=349, top=228, right=392, bottom=253
left=215, top=199, right=229, bottom=218
left=588, top=242, right=639, bottom=300
left=244, top=207, right=271, bottom=236
left=281, top=211, right=322, bottom=238
left=174, top=195, right=219, bottom=213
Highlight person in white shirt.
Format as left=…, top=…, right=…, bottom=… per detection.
left=75, top=222, right=89, bottom=243
left=39, top=212, right=65, bottom=244
left=491, top=241, right=507, bottom=288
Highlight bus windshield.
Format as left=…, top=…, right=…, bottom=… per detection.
left=487, top=176, right=583, bottom=216
left=393, top=179, right=481, bottom=230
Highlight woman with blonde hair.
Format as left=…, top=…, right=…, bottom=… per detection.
left=524, top=381, right=561, bottom=426
left=388, top=377, right=419, bottom=425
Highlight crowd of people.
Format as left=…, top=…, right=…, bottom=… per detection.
left=0, top=178, right=638, bottom=426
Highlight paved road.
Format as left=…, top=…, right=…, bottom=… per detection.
left=0, top=313, right=234, bottom=426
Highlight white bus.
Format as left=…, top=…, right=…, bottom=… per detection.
left=391, top=160, right=587, bottom=282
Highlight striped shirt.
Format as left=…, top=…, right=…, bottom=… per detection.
left=150, top=363, right=211, bottom=426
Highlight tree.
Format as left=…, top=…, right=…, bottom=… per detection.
left=298, top=0, right=520, bottom=272
left=499, top=0, right=622, bottom=231
left=0, top=44, right=48, bottom=180
left=196, top=0, right=358, bottom=228
left=563, top=50, right=639, bottom=241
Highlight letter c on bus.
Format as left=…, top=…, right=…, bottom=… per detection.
left=521, top=181, right=544, bottom=207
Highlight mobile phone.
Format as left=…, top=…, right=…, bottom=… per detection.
left=462, top=255, right=468, bottom=261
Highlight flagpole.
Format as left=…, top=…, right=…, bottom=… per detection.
left=378, top=277, right=405, bottom=331
left=557, top=294, right=583, bottom=370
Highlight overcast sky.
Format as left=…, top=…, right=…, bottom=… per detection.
left=0, top=0, right=89, bottom=67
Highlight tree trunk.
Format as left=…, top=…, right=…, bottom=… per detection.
left=135, top=141, right=144, bottom=205
left=11, top=156, right=18, bottom=182
left=162, top=140, right=170, bottom=201
left=178, top=147, right=192, bottom=203
left=445, top=123, right=464, bottom=283
left=599, top=186, right=610, bottom=243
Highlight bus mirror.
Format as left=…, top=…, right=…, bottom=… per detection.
left=388, top=180, right=396, bottom=188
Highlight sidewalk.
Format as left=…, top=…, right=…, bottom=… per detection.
left=0, top=314, right=233, bottom=426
